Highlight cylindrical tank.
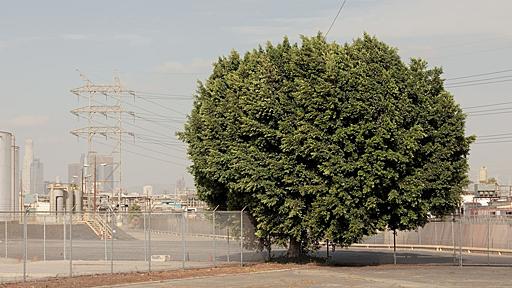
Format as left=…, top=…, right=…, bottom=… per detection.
left=65, top=190, right=74, bottom=212
left=54, top=189, right=64, bottom=212
left=479, top=166, right=488, bottom=183
left=13, top=145, right=19, bottom=212
left=0, top=131, right=13, bottom=212
left=74, top=188, right=83, bottom=212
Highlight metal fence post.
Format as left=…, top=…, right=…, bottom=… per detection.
left=181, top=211, right=185, bottom=269
left=451, top=216, right=456, bottom=264
left=143, top=212, right=147, bottom=262
left=459, top=217, right=463, bottom=267
left=63, top=212, right=66, bottom=260
left=69, top=212, right=73, bottom=277
left=4, top=219, right=7, bottom=258
left=487, top=216, right=490, bottom=266
left=227, top=227, right=230, bottom=263
left=433, top=221, right=437, bottom=246
left=111, top=211, right=114, bottom=274
left=43, top=214, right=46, bottom=261
left=212, top=207, right=218, bottom=266
left=240, top=207, right=247, bottom=267
left=393, top=229, right=397, bottom=265
left=469, top=222, right=473, bottom=247
left=104, top=213, right=107, bottom=261
left=23, top=210, right=27, bottom=282
left=508, top=222, right=511, bottom=250
left=148, top=211, right=151, bottom=272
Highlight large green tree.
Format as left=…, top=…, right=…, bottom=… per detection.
left=178, top=33, right=473, bottom=257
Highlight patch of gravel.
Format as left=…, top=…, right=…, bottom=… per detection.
left=0, top=263, right=301, bottom=288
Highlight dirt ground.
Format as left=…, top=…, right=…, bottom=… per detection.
left=0, top=263, right=299, bottom=288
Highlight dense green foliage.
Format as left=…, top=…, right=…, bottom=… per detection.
left=178, top=33, right=473, bottom=255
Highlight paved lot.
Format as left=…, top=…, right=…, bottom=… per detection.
left=1, top=244, right=512, bottom=284
left=105, top=265, right=512, bottom=288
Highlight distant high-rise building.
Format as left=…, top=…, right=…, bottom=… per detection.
left=22, top=139, right=33, bottom=196
left=143, top=185, right=153, bottom=197
left=30, top=158, right=44, bottom=195
left=479, top=166, right=488, bottom=184
left=176, top=176, right=185, bottom=193
left=68, top=163, right=81, bottom=185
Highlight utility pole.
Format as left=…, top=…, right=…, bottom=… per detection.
left=70, top=72, right=134, bottom=211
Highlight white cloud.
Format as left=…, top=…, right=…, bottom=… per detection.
left=7, top=115, right=49, bottom=128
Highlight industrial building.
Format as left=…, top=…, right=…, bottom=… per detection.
left=47, top=182, right=82, bottom=213
left=463, top=166, right=512, bottom=216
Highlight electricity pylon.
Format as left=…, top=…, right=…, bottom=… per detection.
left=70, top=71, right=134, bottom=211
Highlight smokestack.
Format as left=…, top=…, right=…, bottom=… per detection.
left=22, top=139, right=33, bottom=199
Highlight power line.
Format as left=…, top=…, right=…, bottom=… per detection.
left=134, top=94, right=188, bottom=117
left=135, top=111, right=185, bottom=120
left=478, top=132, right=512, bottom=138
left=135, top=90, right=193, bottom=98
left=324, top=0, right=348, bottom=38
left=462, top=101, right=512, bottom=110
left=445, top=78, right=512, bottom=88
left=132, top=114, right=183, bottom=131
left=137, top=135, right=184, bottom=145
left=445, top=68, right=512, bottom=81
left=86, top=92, right=182, bottom=123
left=445, top=75, right=512, bottom=86
left=476, top=136, right=512, bottom=141
left=74, top=113, right=185, bottom=156
left=93, top=138, right=185, bottom=166
left=122, top=138, right=187, bottom=162
left=137, top=139, right=187, bottom=152
left=473, top=139, right=512, bottom=145
left=466, top=107, right=512, bottom=114
left=467, top=110, right=512, bottom=117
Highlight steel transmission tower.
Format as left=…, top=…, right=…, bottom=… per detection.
left=70, top=72, right=134, bottom=211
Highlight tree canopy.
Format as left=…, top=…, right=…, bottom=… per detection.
left=178, top=33, right=473, bottom=256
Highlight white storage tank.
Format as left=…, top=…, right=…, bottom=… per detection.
left=65, top=190, right=74, bottom=212
left=54, top=189, right=65, bottom=212
left=0, top=131, right=12, bottom=213
left=74, top=188, right=83, bottom=212
left=13, top=146, right=19, bottom=212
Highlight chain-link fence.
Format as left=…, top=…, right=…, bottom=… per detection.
left=0, top=210, right=261, bottom=283
left=4, top=211, right=512, bottom=283
left=359, top=216, right=512, bottom=266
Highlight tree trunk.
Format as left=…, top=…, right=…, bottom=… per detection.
left=267, top=237, right=272, bottom=261
left=287, top=238, right=301, bottom=258
left=266, top=235, right=272, bottom=261
left=326, top=239, right=329, bottom=259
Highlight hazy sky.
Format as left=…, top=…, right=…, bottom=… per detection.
left=1, top=0, right=512, bottom=191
